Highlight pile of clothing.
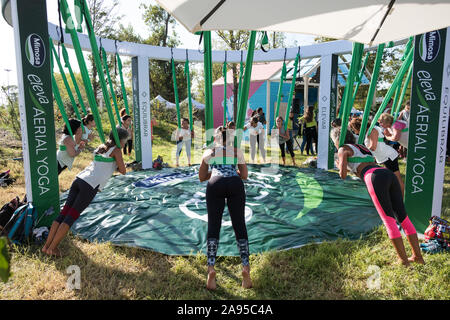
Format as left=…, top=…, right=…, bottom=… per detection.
left=0, top=170, right=15, bottom=187
left=421, top=216, right=450, bottom=254
left=152, top=156, right=169, bottom=170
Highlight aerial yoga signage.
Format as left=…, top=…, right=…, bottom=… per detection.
left=405, top=27, right=450, bottom=233
left=5, top=0, right=60, bottom=226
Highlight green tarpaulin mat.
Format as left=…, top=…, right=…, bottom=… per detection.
left=67, top=165, right=381, bottom=256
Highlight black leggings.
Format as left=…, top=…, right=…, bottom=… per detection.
left=206, top=175, right=249, bottom=266
left=123, top=139, right=133, bottom=155
left=279, top=139, right=294, bottom=158
left=57, top=162, right=67, bottom=175
left=55, top=178, right=98, bottom=227
left=304, top=126, right=317, bottom=155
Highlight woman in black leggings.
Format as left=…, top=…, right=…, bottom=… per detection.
left=199, top=126, right=251, bottom=290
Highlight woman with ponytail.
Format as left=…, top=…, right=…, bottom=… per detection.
left=43, top=127, right=129, bottom=257
left=199, top=126, right=252, bottom=290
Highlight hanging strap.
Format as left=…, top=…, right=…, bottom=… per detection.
left=94, top=154, right=115, bottom=162
left=58, top=0, right=105, bottom=143
left=273, top=48, right=287, bottom=129
left=79, top=0, right=120, bottom=148
left=184, top=49, right=193, bottom=131
left=339, top=43, right=365, bottom=147
left=260, top=31, right=269, bottom=52
left=101, top=46, right=122, bottom=127
left=60, top=43, right=87, bottom=116
left=350, top=52, right=370, bottom=108
left=358, top=43, right=385, bottom=144
left=73, top=0, right=84, bottom=32
left=235, top=31, right=257, bottom=149
left=223, top=51, right=228, bottom=126
left=50, top=40, right=85, bottom=134
left=391, top=39, right=414, bottom=117
left=171, top=48, right=181, bottom=129
left=115, top=42, right=130, bottom=116
left=50, top=47, right=73, bottom=138
left=237, top=50, right=244, bottom=110
left=347, top=156, right=375, bottom=163
left=367, top=48, right=414, bottom=136
left=393, top=63, right=413, bottom=124
left=203, top=31, right=214, bottom=146
left=284, top=48, right=301, bottom=131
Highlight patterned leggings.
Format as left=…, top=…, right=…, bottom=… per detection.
left=206, top=175, right=249, bottom=266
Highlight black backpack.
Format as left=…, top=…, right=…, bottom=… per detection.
left=0, top=197, right=22, bottom=229
left=0, top=203, right=37, bottom=245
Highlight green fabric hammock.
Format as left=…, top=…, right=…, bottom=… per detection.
left=339, top=43, right=364, bottom=147
left=50, top=47, right=73, bottom=138
left=284, top=50, right=300, bottom=131
left=367, top=48, right=413, bottom=136
left=273, top=49, right=287, bottom=129
left=59, top=0, right=105, bottom=143
left=358, top=43, right=385, bottom=144
left=116, top=52, right=131, bottom=116
left=101, top=46, right=122, bottom=127
left=171, top=51, right=182, bottom=129
left=50, top=41, right=85, bottom=133
left=184, top=51, right=193, bottom=131
left=78, top=0, right=120, bottom=147
left=222, top=52, right=228, bottom=127
left=60, top=43, right=87, bottom=116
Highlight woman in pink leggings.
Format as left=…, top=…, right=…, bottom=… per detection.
left=330, top=127, right=424, bottom=267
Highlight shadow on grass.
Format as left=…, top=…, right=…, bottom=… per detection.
left=37, top=236, right=206, bottom=300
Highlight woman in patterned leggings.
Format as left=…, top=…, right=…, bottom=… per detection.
left=199, top=126, right=252, bottom=290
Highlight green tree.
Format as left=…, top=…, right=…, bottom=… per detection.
left=141, top=4, right=188, bottom=112
left=0, top=85, right=21, bottom=139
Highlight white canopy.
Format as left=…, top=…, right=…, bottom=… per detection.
left=181, top=97, right=206, bottom=109
left=152, top=95, right=176, bottom=108
left=155, top=0, right=450, bottom=45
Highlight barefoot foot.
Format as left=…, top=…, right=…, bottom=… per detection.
left=396, top=258, right=411, bottom=267
left=206, top=269, right=216, bottom=290
left=46, top=247, right=62, bottom=258
left=242, top=267, right=252, bottom=289
left=408, top=256, right=425, bottom=265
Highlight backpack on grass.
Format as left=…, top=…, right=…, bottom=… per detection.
left=422, top=216, right=450, bottom=254
left=0, top=203, right=37, bottom=245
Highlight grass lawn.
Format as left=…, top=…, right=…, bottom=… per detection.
left=0, top=120, right=449, bottom=300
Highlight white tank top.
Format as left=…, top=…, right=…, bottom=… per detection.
left=345, top=144, right=375, bottom=174
left=364, top=126, right=398, bottom=164
left=81, top=127, right=92, bottom=141
left=56, top=135, right=79, bottom=170
left=77, top=147, right=118, bottom=191
left=390, top=120, right=409, bottom=148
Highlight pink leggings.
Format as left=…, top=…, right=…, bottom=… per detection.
left=363, top=166, right=416, bottom=239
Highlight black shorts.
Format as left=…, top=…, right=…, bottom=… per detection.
left=383, top=157, right=399, bottom=172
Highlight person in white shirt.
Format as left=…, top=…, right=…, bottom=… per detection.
left=243, top=116, right=266, bottom=163
left=175, top=118, right=194, bottom=167
left=349, top=117, right=404, bottom=196
left=43, top=127, right=129, bottom=257
left=57, top=119, right=85, bottom=175
left=81, top=113, right=96, bottom=144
